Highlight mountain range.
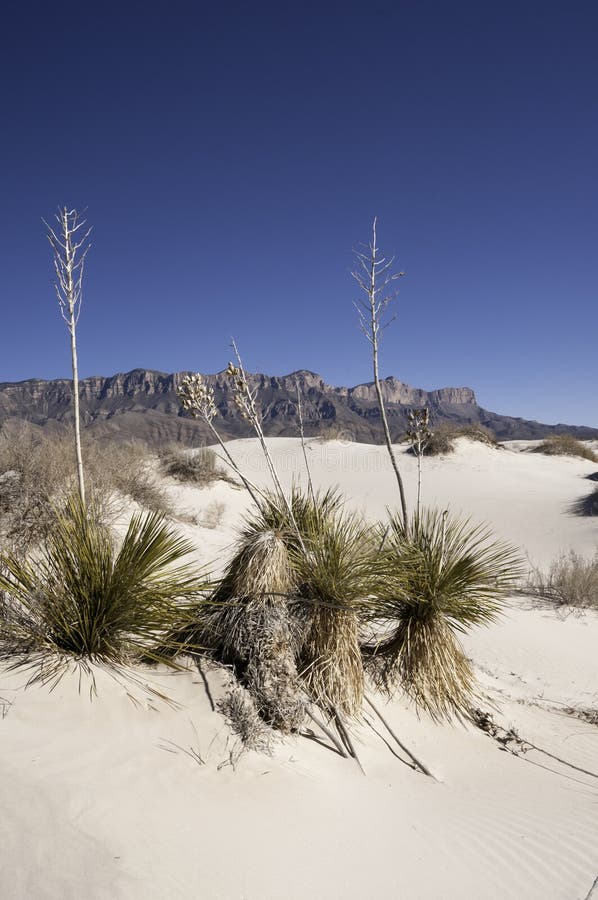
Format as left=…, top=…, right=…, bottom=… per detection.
left=0, top=368, right=596, bottom=445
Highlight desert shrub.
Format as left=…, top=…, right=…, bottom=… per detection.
left=532, top=434, right=597, bottom=462
left=0, top=494, right=207, bottom=682
left=454, top=424, right=499, bottom=447
left=314, top=423, right=354, bottom=442
left=364, top=509, right=523, bottom=721
left=0, top=425, right=171, bottom=551
left=199, top=501, right=226, bottom=529
left=410, top=424, right=498, bottom=457
left=527, top=550, right=598, bottom=610
left=419, top=427, right=456, bottom=456
left=160, top=445, right=236, bottom=487
left=87, top=439, right=172, bottom=517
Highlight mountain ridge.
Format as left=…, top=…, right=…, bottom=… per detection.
left=0, top=368, right=595, bottom=445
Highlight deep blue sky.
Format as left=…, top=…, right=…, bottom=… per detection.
left=1, top=1, right=596, bottom=426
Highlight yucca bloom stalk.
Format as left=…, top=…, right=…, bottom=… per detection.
left=353, top=219, right=408, bottom=527
left=177, top=372, right=265, bottom=504
left=226, top=340, right=307, bottom=551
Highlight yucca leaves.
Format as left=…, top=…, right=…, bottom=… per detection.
left=366, top=508, right=523, bottom=720
left=0, top=494, right=208, bottom=678
left=289, top=509, right=378, bottom=718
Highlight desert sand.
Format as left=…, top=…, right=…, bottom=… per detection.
left=1, top=437, right=597, bottom=900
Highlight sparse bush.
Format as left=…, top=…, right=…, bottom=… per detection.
left=527, top=550, right=598, bottom=610
left=160, top=445, right=235, bottom=487
left=410, top=424, right=498, bottom=457
left=199, top=500, right=226, bottom=529
left=364, top=509, right=523, bottom=721
left=532, top=434, right=597, bottom=462
left=314, top=423, right=354, bottom=442
left=455, top=424, right=499, bottom=447
left=0, top=494, right=207, bottom=683
left=419, top=427, right=456, bottom=456
left=0, top=425, right=171, bottom=551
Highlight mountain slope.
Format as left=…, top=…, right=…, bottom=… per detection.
left=0, top=368, right=595, bottom=445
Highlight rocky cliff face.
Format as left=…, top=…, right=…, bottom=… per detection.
left=0, top=368, right=595, bottom=445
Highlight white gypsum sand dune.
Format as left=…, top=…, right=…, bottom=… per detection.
left=1, top=437, right=597, bottom=900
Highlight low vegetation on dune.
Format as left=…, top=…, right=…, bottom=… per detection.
left=363, top=509, right=522, bottom=720
left=532, top=433, right=597, bottom=462
left=159, top=445, right=237, bottom=487
left=0, top=425, right=171, bottom=551
left=527, top=550, right=598, bottom=610
left=409, top=423, right=499, bottom=457
left=0, top=212, right=547, bottom=774
left=0, top=495, right=208, bottom=684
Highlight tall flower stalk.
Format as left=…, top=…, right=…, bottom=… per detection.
left=352, top=218, right=408, bottom=526
left=44, top=207, right=92, bottom=506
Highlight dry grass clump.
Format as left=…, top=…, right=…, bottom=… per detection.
left=0, top=425, right=170, bottom=551
left=217, top=682, right=274, bottom=754
left=527, top=550, right=598, bottom=610
left=455, top=424, right=499, bottom=447
left=365, top=509, right=522, bottom=721
left=0, top=495, right=207, bottom=684
left=532, top=434, right=597, bottom=462
left=160, top=445, right=236, bottom=487
left=315, top=424, right=354, bottom=442
left=419, top=427, right=456, bottom=456
left=414, top=424, right=498, bottom=457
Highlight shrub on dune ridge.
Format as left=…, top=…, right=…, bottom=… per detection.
left=160, top=445, right=237, bottom=487
left=527, top=550, right=598, bottom=610
left=410, top=424, right=499, bottom=457
left=0, top=495, right=207, bottom=685
left=364, top=509, right=523, bottom=721
left=532, top=434, right=597, bottom=462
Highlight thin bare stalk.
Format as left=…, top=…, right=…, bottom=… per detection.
left=333, top=708, right=366, bottom=775
left=228, top=340, right=306, bottom=552
left=295, top=380, right=315, bottom=502
left=365, top=695, right=435, bottom=778
left=44, top=207, right=92, bottom=506
left=353, top=218, right=408, bottom=526
left=305, top=708, right=348, bottom=757
left=176, top=373, right=266, bottom=505
left=406, top=408, right=431, bottom=519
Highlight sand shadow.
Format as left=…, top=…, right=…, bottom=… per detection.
left=570, top=487, right=598, bottom=517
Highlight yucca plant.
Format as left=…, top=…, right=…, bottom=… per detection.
left=365, top=508, right=523, bottom=721
left=243, top=485, right=345, bottom=551
left=291, top=511, right=378, bottom=719
left=200, top=528, right=305, bottom=733
left=0, top=494, right=207, bottom=685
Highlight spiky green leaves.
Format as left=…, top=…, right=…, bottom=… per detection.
left=0, top=495, right=208, bottom=681
left=366, top=509, right=523, bottom=720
